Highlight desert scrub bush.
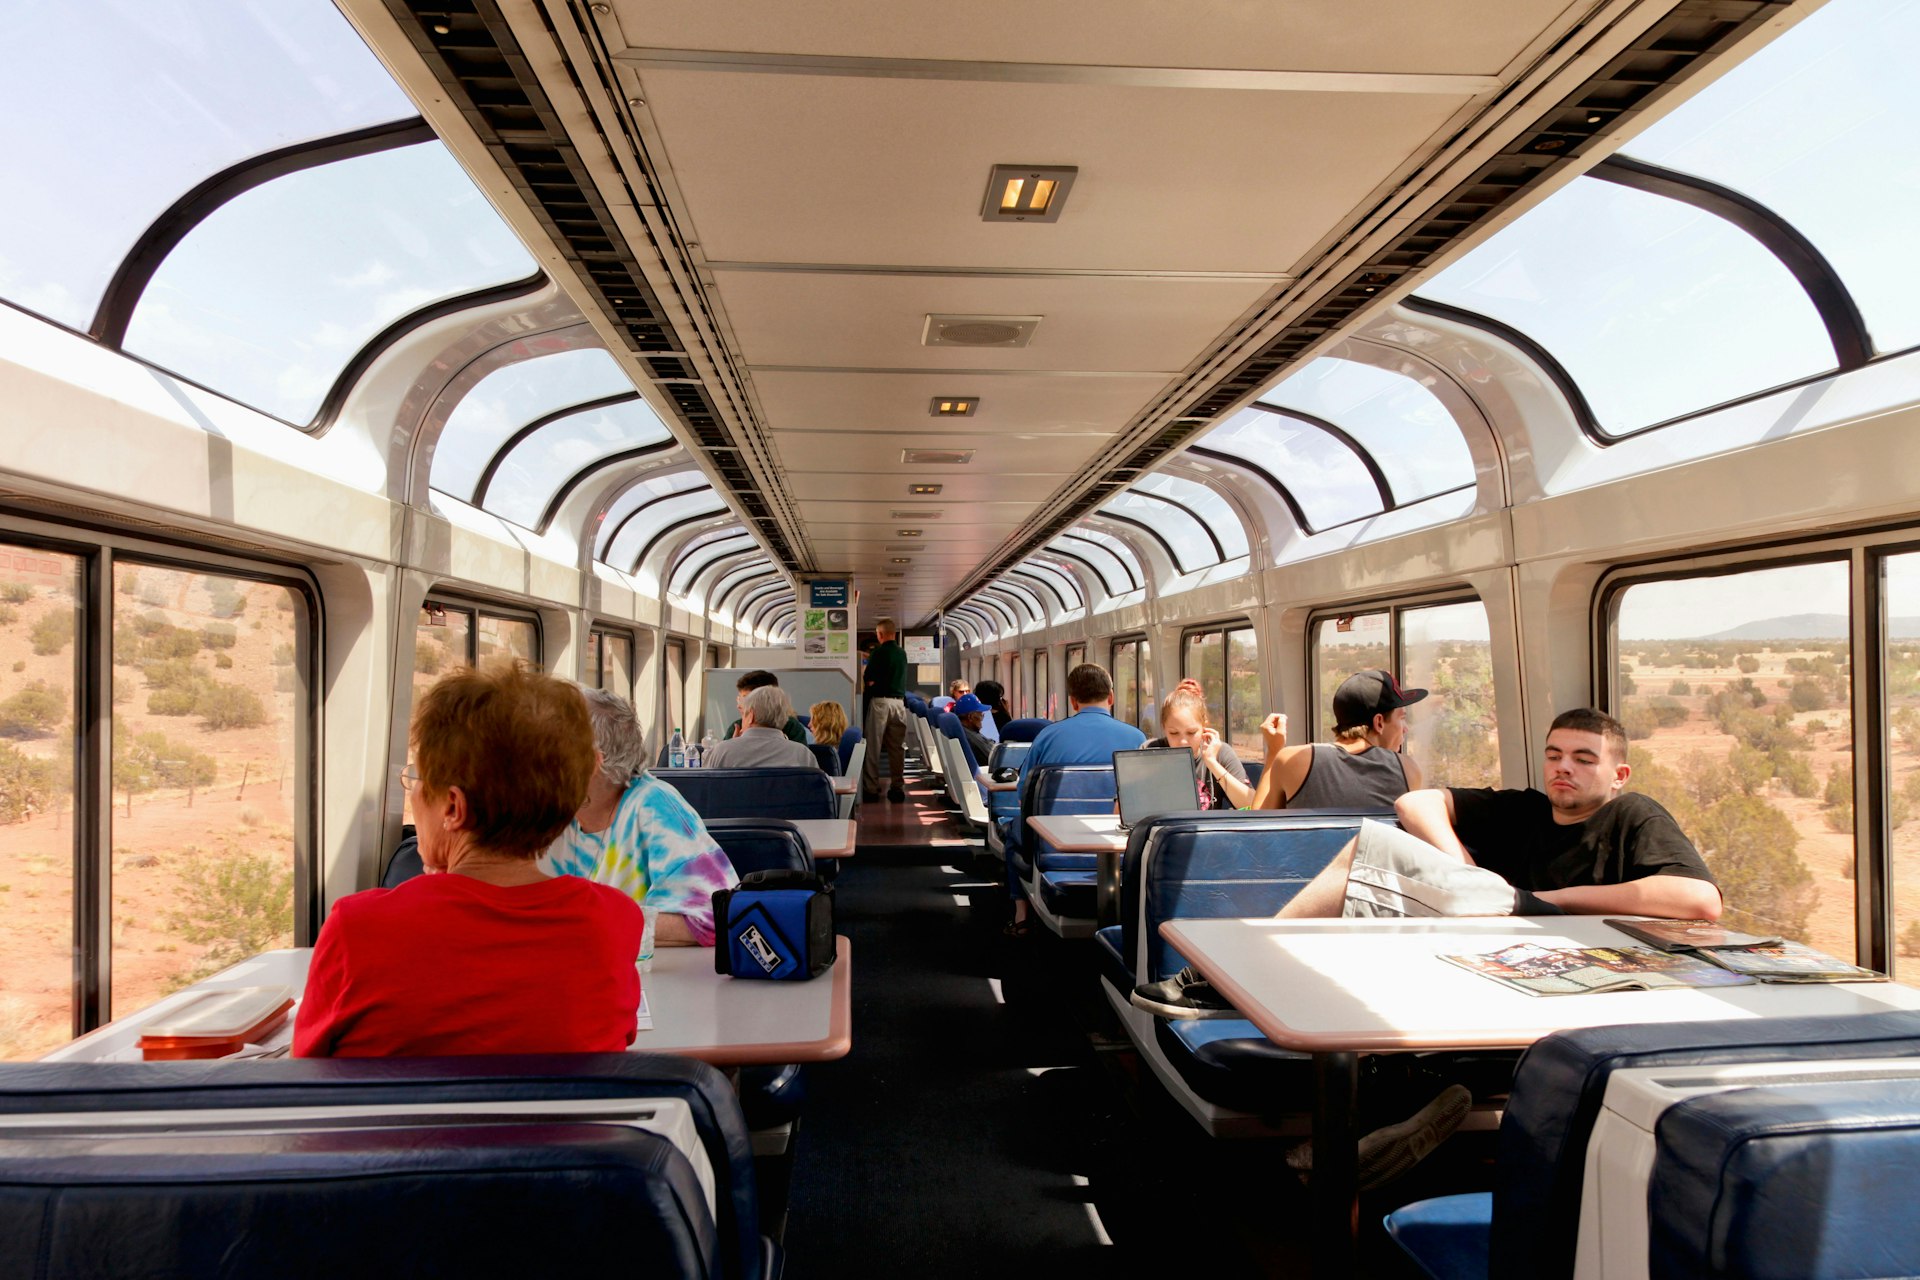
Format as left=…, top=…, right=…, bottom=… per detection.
left=0, top=582, right=33, bottom=604
left=198, top=682, right=266, bottom=730
left=29, top=611, right=73, bottom=656
left=199, top=623, right=237, bottom=650
left=0, top=681, right=64, bottom=737
left=0, top=741, right=59, bottom=823
left=164, top=849, right=293, bottom=990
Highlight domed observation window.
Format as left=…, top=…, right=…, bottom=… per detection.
left=1255, top=357, right=1474, bottom=504
left=1196, top=405, right=1383, bottom=531
left=436, top=349, right=635, bottom=505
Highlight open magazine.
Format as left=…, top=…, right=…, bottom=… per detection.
left=1441, top=942, right=1757, bottom=996
left=1604, top=919, right=1886, bottom=983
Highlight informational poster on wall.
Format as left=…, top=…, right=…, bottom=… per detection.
left=799, top=578, right=855, bottom=677
left=903, top=633, right=939, bottom=665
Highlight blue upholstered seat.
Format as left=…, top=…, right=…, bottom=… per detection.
left=1000, top=717, right=1049, bottom=743
left=1384, top=1193, right=1493, bottom=1280
left=1015, top=764, right=1116, bottom=932
left=0, top=1054, right=768, bottom=1280
left=836, top=726, right=860, bottom=771
left=702, top=817, right=815, bottom=876
left=654, top=767, right=835, bottom=821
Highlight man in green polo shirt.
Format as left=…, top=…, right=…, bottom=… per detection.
left=862, top=617, right=909, bottom=802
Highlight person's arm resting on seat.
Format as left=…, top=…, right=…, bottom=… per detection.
left=1394, top=789, right=1474, bottom=863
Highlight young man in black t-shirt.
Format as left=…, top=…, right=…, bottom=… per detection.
left=1278, top=706, right=1721, bottom=921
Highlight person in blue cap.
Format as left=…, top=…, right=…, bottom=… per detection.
left=951, top=692, right=995, bottom=764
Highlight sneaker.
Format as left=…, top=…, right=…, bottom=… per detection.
left=1128, top=966, right=1238, bottom=1019
left=1358, top=1085, right=1472, bottom=1189
left=888, top=785, right=906, bottom=802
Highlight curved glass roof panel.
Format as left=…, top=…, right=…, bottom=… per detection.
left=0, top=0, right=415, bottom=331
left=1416, top=176, right=1833, bottom=436
left=482, top=399, right=672, bottom=529
left=1134, top=473, right=1250, bottom=563
left=1257, top=357, right=1473, bottom=502
left=1065, top=527, right=1146, bottom=585
left=1617, top=0, right=1920, bottom=355
left=1016, top=561, right=1083, bottom=611
left=1050, top=534, right=1135, bottom=596
left=123, top=141, right=538, bottom=424
left=1099, top=490, right=1216, bottom=574
left=713, top=561, right=775, bottom=609
left=614, top=490, right=727, bottom=572
left=597, top=470, right=712, bottom=560
left=438, top=349, right=633, bottom=503
left=1200, top=406, right=1381, bottom=530
left=669, top=529, right=752, bottom=596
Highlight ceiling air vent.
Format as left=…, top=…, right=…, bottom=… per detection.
left=923, top=314, right=1040, bottom=348
left=901, top=448, right=975, bottom=465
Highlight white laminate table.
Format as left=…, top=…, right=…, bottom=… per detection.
left=1159, top=915, right=1920, bottom=1276
left=790, top=818, right=857, bottom=858
left=45, top=941, right=854, bottom=1069
left=830, top=776, right=857, bottom=796
left=976, top=767, right=1018, bottom=794
left=1025, top=814, right=1126, bottom=922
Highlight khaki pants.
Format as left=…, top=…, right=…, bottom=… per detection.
left=863, top=697, right=908, bottom=794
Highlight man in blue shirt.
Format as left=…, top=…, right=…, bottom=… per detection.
left=1007, top=662, right=1145, bottom=933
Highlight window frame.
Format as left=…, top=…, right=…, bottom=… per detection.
left=1305, top=589, right=1483, bottom=744
left=587, top=624, right=637, bottom=700
left=1181, top=620, right=1262, bottom=749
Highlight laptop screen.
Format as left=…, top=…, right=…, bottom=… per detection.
left=1114, top=747, right=1202, bottom=830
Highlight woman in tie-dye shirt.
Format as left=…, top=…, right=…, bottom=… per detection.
left=540, top=688, right=737, bottom=945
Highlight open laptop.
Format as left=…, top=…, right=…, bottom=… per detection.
left=1113, top=747, right=1203, bottom=831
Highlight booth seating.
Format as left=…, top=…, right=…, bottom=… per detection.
left=999, top=717, right=1048, bottom=743
left=980, top=741, right=1030, bottom=856
left=836, top=726, right=860, bottom=773
left=806, top=743, right=840, bottom=775
left=654, top=768, right=835, bottom=821
left=1096, top=810, right=1392, bottom=1134
left=901, top=695, right=940, bottom=780
left=838, top=738, right=865, bottom=818
left=1008, top=764, right=1116, bottom=939
left=1382, top=1010, right=1920, bottom=1280
left=0, top=1053, right=773, bottom=1280
left=933, top=710, right=988, bottom=831
left=704, top=817, right=816, bottom=877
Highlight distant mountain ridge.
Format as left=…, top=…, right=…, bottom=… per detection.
left=1684, top=613, right=1920, bottom=641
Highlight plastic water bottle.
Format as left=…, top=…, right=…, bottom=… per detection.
left=686, top=741, right=701, bottom=768
left=701, top=734, right=715, bottom=761
left=668, top=727, right=686, bottom=769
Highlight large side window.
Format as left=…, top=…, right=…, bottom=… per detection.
left=664, top=639, right=687, bottom=741
left=1884, top=552, right=1920, bottom=977
left=589, top=628, right=636, bottom=700
left=1182, top=624, right=1261, bottom=752
left=1610, top=562, right=1852, bottom=958
left=1315, top=612, right=1391, bottom=738
left=1033, top=650, right=1050, bottom=721
left=1065, top=643, right=1086, bottom=674
left=1109, top=636, right=1157, bottom=735
left=0, top=545, right=81, bottom=1060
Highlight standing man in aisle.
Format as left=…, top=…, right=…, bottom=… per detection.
left=863, top=616, right=910, bottom=802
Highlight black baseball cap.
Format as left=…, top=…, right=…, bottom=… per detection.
left=1332, top=669, right=1428, bottom=731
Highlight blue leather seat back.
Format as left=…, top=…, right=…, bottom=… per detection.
left=1001, top=717, right=1048, bottom=743
left=796, top=713, right=809, bottom=728
left=1649, top=1076, right=1920, bottom=1280
left=1125, top=811, right=1387, bottom=982
left=987, top=741, right=1030, bottom=772
left=382, top=831, right=422, bottom=887
left=1242, top=759, right=1264, bottom=792
left=807, top=742, right=840, bottom=775
left=935, top=710, right=981, bottom=771
left=1016, top=764, right=1115, bottom=857
left=653, top=767, right=835, bottom=820
left=0, top=1123, right=717, bottom=1280
left=837, top=726, right=860, bottom=770
left=1490, top=1011, right=1920, bottom=1280
left=702, top=817, right=815, bottom=876
left=0, top=1053, right=762, bottom=1280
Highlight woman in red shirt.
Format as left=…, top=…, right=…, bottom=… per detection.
left=294, top=660, right=643, bottom=1057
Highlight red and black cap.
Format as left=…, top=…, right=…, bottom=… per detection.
left=1332, top=669, right=1428, bottom=731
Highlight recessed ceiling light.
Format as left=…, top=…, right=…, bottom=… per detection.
left=930, top=397, right=978, bottom=417
left=981, top=164, right=1077, bottom=223
left=923, top=315, right=1039, bottom=349
left=890, top=510, right=941, bottom=519
left=909, top=484, right=943, bottom=495
left=891, top=558, right=912, bottom=564
left=901, top=448, right=975, bottom=465
left=896, top=529, right=923, bottom=537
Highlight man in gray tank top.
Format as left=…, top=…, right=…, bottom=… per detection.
left=1251, top=669, right=1425, bottom=809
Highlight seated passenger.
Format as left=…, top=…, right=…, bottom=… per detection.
left=1254, top=668, right=1425, bottom=808
left=294, top=661, right=641, bottom=1057
left=809, top=699, right=848, bottom=748
left=542, top=687, right=739, bottom=946
left=704, top=684, right=823, bottom=770
left=973, top=679, right=1012, bottom=738
left=931, top=678, right=970, bottom=712
left=951, top=693, right=996, bottom=764
left=1147, top=678, right=1252, bottom=809
left=724, top=669, right=809, bottom=742
left=1006, top=663, right=1146, bottom=934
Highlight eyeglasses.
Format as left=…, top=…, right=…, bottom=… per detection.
left=399, top=764, right=420, bottom=793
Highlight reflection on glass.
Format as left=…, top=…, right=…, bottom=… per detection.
left=477, top=615, right=537, bottom=666
left=0, top=546, right=79, bottom=1059
left=1419, top=177, right=1833, bottom=436
left=482, top=399, right=672, bottom=530
left=1202, top=407, right=1381, bottom=531
left=1227, top=628, right=1261, bottom=754
left=0, top=0, right=413, bottom=331
left=109, top=564, right=299, bottom=1019
left=1400, top=601, right=1498, bottom=788
left=1614, top=561, right=1852, bottom=958
left=1259, top=357, right=1474, bottom=504
left=1186, top=631, right=1226, bottom=730
left=124, top=143, right=537, bottom=424
left=1112, top=640, right=1139, bottom=731
left=1885, top=552, right=1920, bottom=979
left=1316, top=613, right=1390, bottom=740
left=1620, top=0, right=1920, bottom=355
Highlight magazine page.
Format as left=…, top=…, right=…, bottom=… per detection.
left=1441, top=942, right=1757, bottom=997
left=1604, top=918, right=1782, bottom=952
left=1699, top=941, right=1887, bottom=984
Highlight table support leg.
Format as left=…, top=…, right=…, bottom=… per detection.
left=1311, top=1050, right=1360, bottom=1278
left=1096, top=850, right=1120, bottom=927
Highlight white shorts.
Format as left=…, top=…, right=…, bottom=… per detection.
left=1341, top=819, right=1521, bottom=918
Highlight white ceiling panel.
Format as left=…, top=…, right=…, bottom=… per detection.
left=607, top=0, right=1576, bottom=78
left=798, top=499, right=1035, bottom=523
left=775, top=434, right=1103, bottom=478
left=750, top=369, right=1168, bottom=432
left=639, top=74, right=1471, bottom=272
left=719, top=271, right=1270, bottom=371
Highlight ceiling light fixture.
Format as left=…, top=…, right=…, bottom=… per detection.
left=909, top=484, right=943, bottom=496
left=901, top=448, right=975, bottom=465
left=923, top=315, right=1039, bottom=349
left=891, top=558, right=912, bottom=564
left=930, top=397, right=978, bottom=417
left=896, top=529, right=923, bottom=537
left=981, top=164, right=1077, bottom=223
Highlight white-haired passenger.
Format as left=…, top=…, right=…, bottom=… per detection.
left=539, top=687, right=738, bottom=946
left=701, top=684, right=821, bottom=770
